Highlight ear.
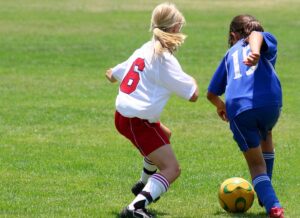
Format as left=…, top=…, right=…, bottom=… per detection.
left=230, top=32, right=239, bottom=41
left=230, top=32, right=241, bottom=45
left=169, top=25, right=177, bottom=33
left=169, top=23, right=181, bottom=33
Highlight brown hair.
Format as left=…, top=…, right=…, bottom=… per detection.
left=228, top=14, right=264, bottom=47
left=150, top=2, right=186, bottom=54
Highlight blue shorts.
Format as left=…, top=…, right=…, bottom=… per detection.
left=229, top=106, right=281, bottom=152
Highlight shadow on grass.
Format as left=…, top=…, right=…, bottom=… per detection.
left=111, top=211, right=121, bottom=218
left=111, top=208, right=169, bottom=217
left=111, top=209, right=266, bottom=217
left=214, top=211, right=266, bottom=217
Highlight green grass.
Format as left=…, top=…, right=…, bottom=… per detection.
left=0, top=0, right=299, bottom=217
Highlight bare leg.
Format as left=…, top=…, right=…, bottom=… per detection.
left=135, top=123, right=172, bottom=185
left=160, top=122, right=172, bottom=140
left=260, top=131, right=275, bottom=180
left=127, top=144, right=180, bottom=211
left=243, top=146, right=266, bottom=179
left=243, top=145, right=281, bottom=215
left=131, top=123, right=172, bottom=198
left=147, top=144, right=180, bottom=183
left=261, top=131, right=274, bottom=153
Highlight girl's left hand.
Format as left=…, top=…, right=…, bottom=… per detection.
left=243, top=52, right=260, bottom=66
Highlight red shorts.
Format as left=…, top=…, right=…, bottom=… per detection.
left=114, top=111, right=170, bottom=156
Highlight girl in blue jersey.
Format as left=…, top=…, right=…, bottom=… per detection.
left=207, top=15, right=284, bottom=218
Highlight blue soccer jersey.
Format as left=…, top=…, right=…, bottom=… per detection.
left=208, top=32, right=282, bottom=120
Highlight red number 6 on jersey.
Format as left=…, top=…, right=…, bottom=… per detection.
left=120, top=58, right=145, bottom=94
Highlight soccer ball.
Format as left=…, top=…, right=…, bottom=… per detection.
left=218, top=177, right=255, bottom=213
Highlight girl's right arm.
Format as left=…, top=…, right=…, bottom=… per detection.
left=106, top=68, right=117, bottom=83
left=105, top=59, right=129, bottom=83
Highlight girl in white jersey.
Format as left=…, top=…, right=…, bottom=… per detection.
left=106, top=3, right=198, bottom=218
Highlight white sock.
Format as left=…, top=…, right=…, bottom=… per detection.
left=140, top=157, right=157, bottom=184
left=128, top=173, right=169, bottom=210
left=144, top=173, right=169, bottom=200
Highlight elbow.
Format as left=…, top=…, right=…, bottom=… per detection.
left=206, top=91, right=215, bottom=101
left=189, top=95, right=198, bottom=102
left=189, top=89, right=199, bottom=102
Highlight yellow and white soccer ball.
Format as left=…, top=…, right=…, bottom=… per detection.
left=218, top=177, right=255, bottom=213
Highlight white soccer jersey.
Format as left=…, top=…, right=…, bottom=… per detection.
left=112, top=40, right=196, bottom=122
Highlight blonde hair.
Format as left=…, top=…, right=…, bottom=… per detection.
left=150, top=2, right=187, bottom=54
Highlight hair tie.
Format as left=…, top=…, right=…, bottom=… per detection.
left=153, top=25, right=167, bottom=31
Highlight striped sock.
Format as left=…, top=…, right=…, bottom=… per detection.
left=253, top=174, right=281, bottom=213
left=145, top=173, right=169, bottom=200
left=128, top=173, right=169, bottom=210
left=140, top=158, right=157, bottom=184
left=263, top=152, right=275, bottom=180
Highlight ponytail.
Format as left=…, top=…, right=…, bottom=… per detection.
left=153, top=28, right=186, bottom=54
left=150, top=3, right=186, bottom=55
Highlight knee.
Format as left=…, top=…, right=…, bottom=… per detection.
left=249, top=164, right=266, bottom=178
left=172, top=164, right=181, bottom=179
left=162, top=164, right=181, bottom=183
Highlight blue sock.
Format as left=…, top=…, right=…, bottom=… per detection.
left=253, top=174, right=281, bottom=213
left=263, top=152, right=275, bottom=180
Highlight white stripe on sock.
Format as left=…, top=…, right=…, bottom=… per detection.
left=263, top=153, right=275, bottom=159
left=151, top=174, right=169, bottom=192
left=253, top=175, right=270, bottom=187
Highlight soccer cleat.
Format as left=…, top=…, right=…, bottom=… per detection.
left=131, top=181, right=145, bottom=196
left=269, top=207, right=284, bottom=218
left=119, top=207, right=153, bottom=218
left=131, top=181, right=160, bottom=202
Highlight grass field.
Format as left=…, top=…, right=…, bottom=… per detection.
left=1, top=0, right=300, bottom=217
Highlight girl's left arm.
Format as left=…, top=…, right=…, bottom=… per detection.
left=243, top=31, right=263, bottom=66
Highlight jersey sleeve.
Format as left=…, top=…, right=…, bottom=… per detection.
left=159, top=54, right=196, bottom=100
left=111, top=60, right=129, bottom=82
left=261, top=32, right=277, bottom=62
left=207, top=56, right=227, bottom=96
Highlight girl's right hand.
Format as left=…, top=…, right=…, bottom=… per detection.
left=217, top=105, right=228, bottom=122
left=207, top=92, right=228, bottom=122
left=105, top=68, right=117, bottom=83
